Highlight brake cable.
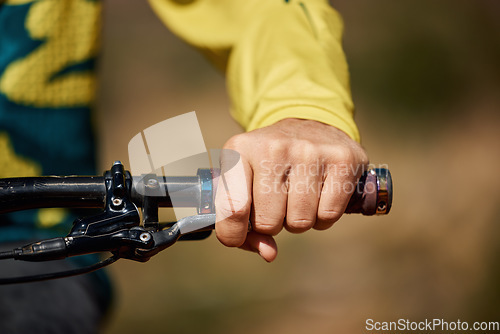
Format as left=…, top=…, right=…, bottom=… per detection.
left=0, top=255, right=119, bottom=285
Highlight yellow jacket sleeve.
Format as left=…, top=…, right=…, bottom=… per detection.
left=148, top=0, right=360, bottom=142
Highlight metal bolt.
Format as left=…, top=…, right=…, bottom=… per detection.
left=146, top=178, right=159, bottom=188
left=112, top=198, right=123, bottom=207
left=64, top=237, right=74, bottom=247
left=140, top=233, right=151, bottom=242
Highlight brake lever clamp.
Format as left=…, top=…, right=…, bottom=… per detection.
left=63, top=161, right=155, bottom=260
left=60, top=162, right=215, bottom=263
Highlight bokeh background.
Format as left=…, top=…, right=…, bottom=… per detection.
left=97, top=1, right=500, bottom=333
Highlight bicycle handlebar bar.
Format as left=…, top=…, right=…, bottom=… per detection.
left=0, top=163, right=392, bottom=283
left=0, top=176, right=200, bottom=213
left=0, top=168, right=392, bottom=216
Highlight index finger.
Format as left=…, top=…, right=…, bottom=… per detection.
left=214, top=149, right=253, bottom=247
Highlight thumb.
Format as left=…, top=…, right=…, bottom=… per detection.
left=239, top=231, right=278, bottom=263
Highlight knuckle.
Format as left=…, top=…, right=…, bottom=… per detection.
left=285, top=217, right=315, bottom=233
left=216, top=205, right=250, bottom=222
left=268, top=137, right=288, bottom=154
left=354, top=151, right=370, bottom=175
left=228, top=207, right=250, bottom=221
left=267, top=141, right=290, bottom=163
left=223, top=133, right=248, bottom=151
left=216, top=231, right=245, bottom=248
left=215, top=214, right=250, bottom=248
left=291, top=141, right=318, bottom=161
left=359, top=151, right=369, bottom=167
left=332, top=146, right=355, bottom=164
left=317, top=209, right=343, bottom=224
left=253, top=219, right=283, bottom=235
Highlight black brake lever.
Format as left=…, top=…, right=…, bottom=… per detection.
left=11, top=162, right=154, bottom=261
left=9, top=162, right=216, bottom=264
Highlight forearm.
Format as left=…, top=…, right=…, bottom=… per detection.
left=148, top=0, right=360, bottom=142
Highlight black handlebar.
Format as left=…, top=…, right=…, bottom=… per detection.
left=0, top=164, right=392, bottom=284
left=0, top=168, right=392, bottom=216
left=0, top=177, right=105, bottom=213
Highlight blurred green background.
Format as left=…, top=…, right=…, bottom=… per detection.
left=97, top=1, right=500, bottom=333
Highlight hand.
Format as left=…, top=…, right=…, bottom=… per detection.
left=215, top=118, right=368, bottom=262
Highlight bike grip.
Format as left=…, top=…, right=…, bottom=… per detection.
left=344, top=168, right=392, bottom=215
left=208, top=168, right=392, bottom=216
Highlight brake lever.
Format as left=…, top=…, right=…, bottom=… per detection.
left=132, top=214, right=216, bottom=261
left=10, top=162, right=215, bottom=263
left=12, top=162, right=154, bottom=261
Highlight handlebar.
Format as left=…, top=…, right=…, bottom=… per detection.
left=0, top=167, right=392, bottom=216
left=0, top=162, right=392, bottom=284
left=0, top=175, right=201, bottom=214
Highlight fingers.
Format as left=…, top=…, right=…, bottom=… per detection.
left=315, top=156, right=367, bottom=230
left=214, top=148, right=280, bottom=264
left=252, top=161, right=323, bottom=235
left=239, top=231, right=278, bottom=263
left=284, top=167, right=321, bottom=233
left=251, top=162, right=287, bottom=236
left=314, top=171, right=354, bottom=230
left=215, top=119, right=370, bottom=262
left=215, top=149, right=253, bottom=248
